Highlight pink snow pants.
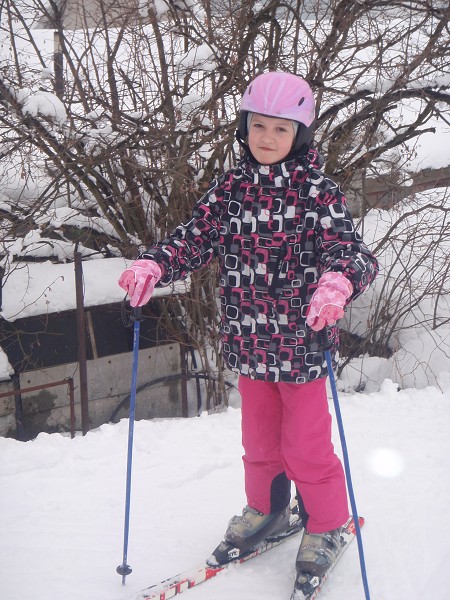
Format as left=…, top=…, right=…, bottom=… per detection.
left=238, top=376, right=349, bottom=533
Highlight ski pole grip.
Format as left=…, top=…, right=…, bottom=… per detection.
left=318, top=327, right=333, bottom=351
left=131, top=306, right=143, bottom=321
left=121, top=298, right=143, bottom=327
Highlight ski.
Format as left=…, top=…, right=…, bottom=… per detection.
left=134, top=514, right=303, bottom=599
left=290, top=515, right=364, bottom=600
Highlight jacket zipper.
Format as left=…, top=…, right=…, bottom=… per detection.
left=268, top=242, right=287, bottom=297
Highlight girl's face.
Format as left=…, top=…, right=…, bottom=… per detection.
left=248, top=113, right=296, bottom=165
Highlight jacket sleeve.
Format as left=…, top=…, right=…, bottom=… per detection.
left=140, top=177, right=224, bottom=285
left=314, top=179, right=379, bottom=298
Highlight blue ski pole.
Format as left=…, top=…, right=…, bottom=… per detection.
left=319, top=328, right=371, bottom=600
left=117, top=305, right=142, bottom=585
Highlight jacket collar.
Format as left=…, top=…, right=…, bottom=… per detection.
left=238, top=149, right=324, bottom=187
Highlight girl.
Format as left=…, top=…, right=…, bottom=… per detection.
left=118, top=72, right=378, bottom=580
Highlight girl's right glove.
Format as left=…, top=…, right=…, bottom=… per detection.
left=306, top=271, right=353, bottom=332
left=118, top=259, right=162, bottom=307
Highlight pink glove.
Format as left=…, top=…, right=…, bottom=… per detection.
left=306, top=272, right=353, bottom=332
left=118, top=259, right=162, bottom=307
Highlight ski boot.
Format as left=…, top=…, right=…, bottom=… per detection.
left=208, top=504, right=291, bottom=566
left=291, top=528, right=343, bottom=598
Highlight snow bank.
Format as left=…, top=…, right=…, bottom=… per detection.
left=0, top=258, right=189, bottom=322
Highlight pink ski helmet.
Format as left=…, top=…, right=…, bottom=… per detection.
left=238, top=72, right=316, bottom=157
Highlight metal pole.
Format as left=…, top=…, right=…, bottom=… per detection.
left=179, top=343, right=189, bottom=418
left=12, top=373, right=27, bottom=441
left=68, top=377, right=75, bottom=439
left=74, top=251, right=89, bottom=435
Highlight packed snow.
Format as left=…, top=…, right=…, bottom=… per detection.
left=1, top=378, right=449, bottom=600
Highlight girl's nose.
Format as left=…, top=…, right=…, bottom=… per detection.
left=261, top=130, right=274, bottom=142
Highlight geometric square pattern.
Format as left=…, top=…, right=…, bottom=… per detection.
left=142, top=150, right=379, bottom=382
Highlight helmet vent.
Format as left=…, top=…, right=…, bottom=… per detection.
left=248, top=85, right=253, bottom=95
left=298, top=97, right=305, bottom=107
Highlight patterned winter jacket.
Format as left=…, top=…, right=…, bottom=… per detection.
left=142, top=149, right=378, bottom=383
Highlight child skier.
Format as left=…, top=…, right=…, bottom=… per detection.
left=118, top=72, right=378, bottom=586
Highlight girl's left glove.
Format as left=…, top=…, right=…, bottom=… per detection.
left=306, top=271, right=353, bottom=332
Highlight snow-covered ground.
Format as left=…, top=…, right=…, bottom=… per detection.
left=1, top=378, right=449, bottom=600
